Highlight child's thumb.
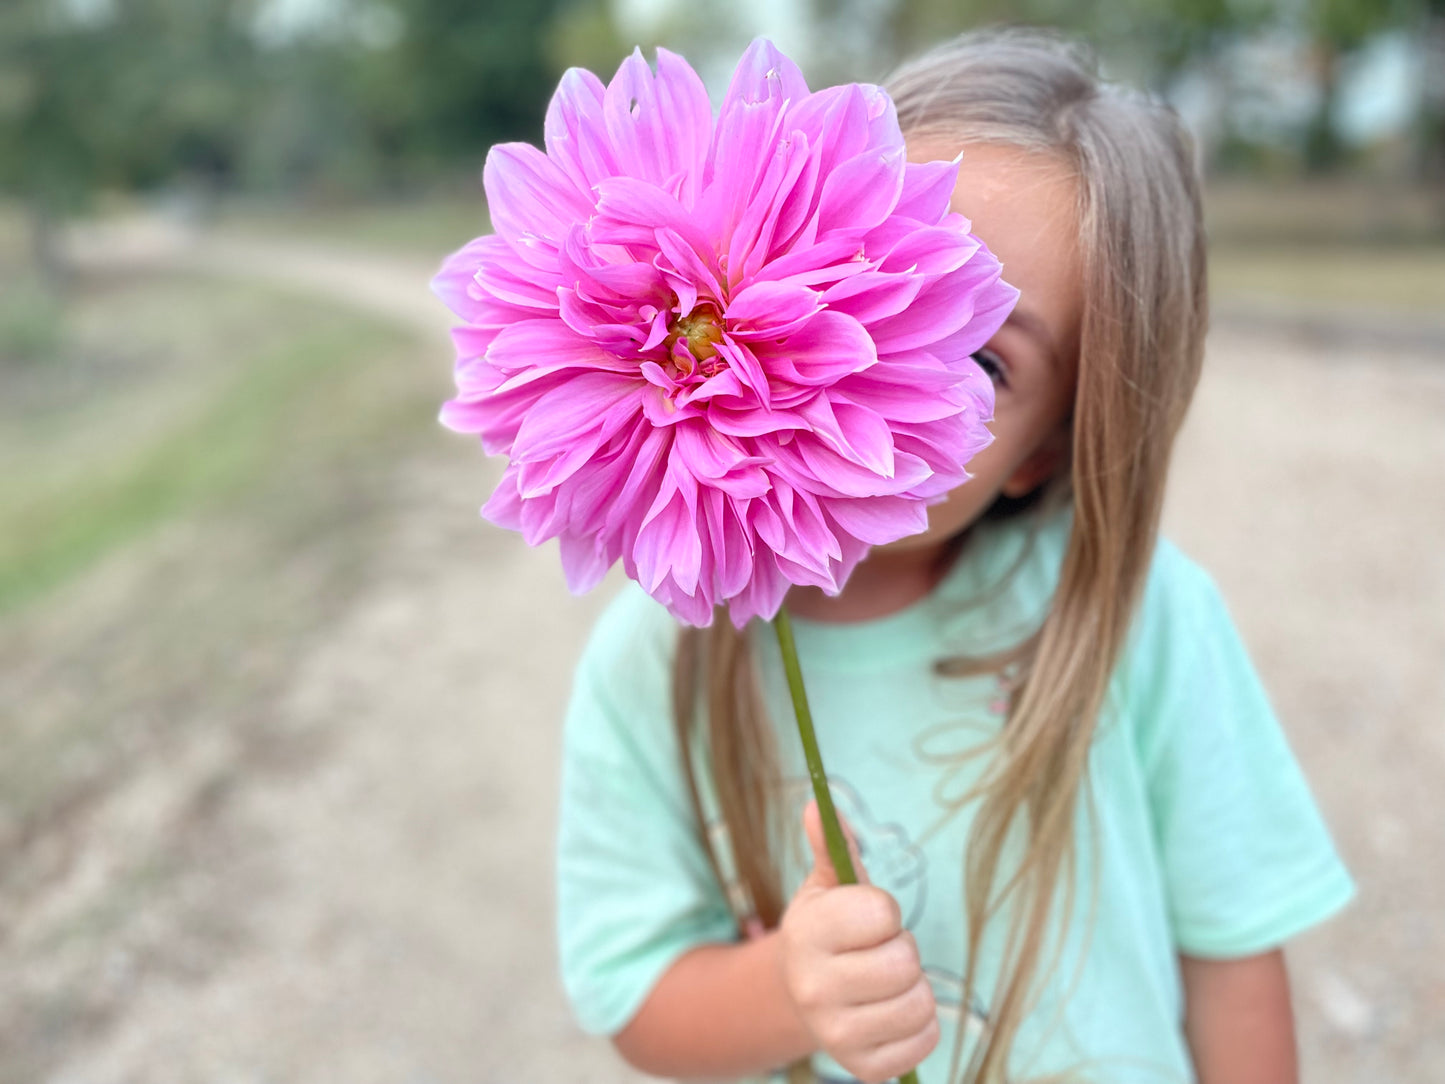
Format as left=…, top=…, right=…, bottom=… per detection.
left=802, top=798, right=869, bottom=889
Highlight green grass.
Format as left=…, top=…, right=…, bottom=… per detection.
left=0, top=278, right=425, bottom=613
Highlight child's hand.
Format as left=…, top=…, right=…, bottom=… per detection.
left=778, top=800, right=939, bottom=1084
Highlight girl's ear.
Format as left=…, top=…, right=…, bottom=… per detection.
left=1000, top=423, right=1071, bottom=499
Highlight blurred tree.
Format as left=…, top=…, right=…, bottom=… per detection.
left=351, top=0, right=565, bottom=180
left=868, top=0, right=1438, bottom=178
left=882, top=0, right=1274, bottom=88
left=1, top=0, right=1434, bottom=252
left=544, top=0, right=631, bottom=83
left=1298, top=0, right=1426, bottom=172
left=1419, top=0, right=1445, bottom=219
left=884, top=0, right=1037, bottom=62
left=0, top=0, right=261, bottom=282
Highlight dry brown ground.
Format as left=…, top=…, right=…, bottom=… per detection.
left=2, top=226, right=1440, bottom=1083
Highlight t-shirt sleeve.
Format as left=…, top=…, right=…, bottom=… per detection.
left=556, top=584, right=740, bottom=1035
left=1128, top=544, right=1356, bottom=959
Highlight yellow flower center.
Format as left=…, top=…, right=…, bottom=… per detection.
left=666, top=306, right=725, bottom=372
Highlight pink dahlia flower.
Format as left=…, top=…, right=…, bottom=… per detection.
left=434, top=39, right=1018, bottom=627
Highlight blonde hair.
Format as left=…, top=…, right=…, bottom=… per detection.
left=674, top=26, right=1207, bottom=1083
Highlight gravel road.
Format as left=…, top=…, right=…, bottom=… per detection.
left=3, top=224, right=1440, bottom=1083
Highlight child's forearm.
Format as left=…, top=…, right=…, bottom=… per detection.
left=1180, top=949, right=1299, bottom=1084
left=613, top=930, right=816, bottom=1079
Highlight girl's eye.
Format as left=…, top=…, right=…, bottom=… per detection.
left=971, top=348, right=1007, bottom=387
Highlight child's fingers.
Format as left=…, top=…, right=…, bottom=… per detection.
left=806, top=883, right=902, bottom=953
left=830, top=930, right=923, bottom=1003
left=850, top=1013, right=941, bottom=1084
left=802, top=797, right=869, bottom=888
left=823, top=976, right=937, bottom=1053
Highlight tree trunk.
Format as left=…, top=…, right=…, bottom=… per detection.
left=1304, top=42, right=1344, bottom=175
left=1418, top=15, right=1445, bottom=232
left=27, top=196, right=67, bottom=292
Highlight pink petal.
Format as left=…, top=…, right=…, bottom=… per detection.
left=768, top=131, right=824, bottom=256
left=483, top=143, right=593, bottom=251
left=766, top=479, right=841, bottom=581
left=726, top=548, right=789, bottom=626
left=713, top=339, right=773, bottom=410
left=874, top=224, right=981, bottom=279
left=604, top=427, right=672, bottom=536
left=835, top=379, right=986, bottom=424
left=785, top=434, right=930, bottom=498
left=784, top=84, right=876, bottom=176
left=487, top=319, right=636, bottom=380
left=432, top=235, right=497, bottom=322
left=821, top=270, right=924, bottom=326
left=718, top=37, right=810, bottom=113
left=601, top=48, right=712, bottom=203
left=654, top=226, right=724, bottom=303
left=480, top=466, right=524, bottom=530
left=760, top=310, right=877, bottom=387
left=724, top=280, right=823, bottom=338
left=726, top=128, right=820, bottom=285
left=920, top=274, right=1020, bottom=363
left=635, top=467, right=703, bottom=595
left=893, top=158, right=960, bottom=223
left=848, top=353, right=974, bottom=393
left=544, top=66, right=619, bottom=192
left=557, top=289, right=646, bottom=351
left=558, top=531, right=614, bottom=594
left=706, top=400, right=809, bottom=439
left=674, top=423, right=772, bottom=499
left=702, top=489, right=755, bottom=599
left=704, top=39, right=806, bottom=240
left=673, top=421, right=749, bottom=478
left=751, top=232, right=875, bottom=288
left=815, top=147, right=906, bottom=235
left=832, top=399, right=897, bottom=477
left=870, top=274, right=993, bottom=355
left=590, top=177, right=716, bottom=272
left=472, top=240, right=565, bottom=311
left=823, top=495, right=928, bottom=545
left=602, top=50, right=669, bottom=186
left=653, top=48, right=715, bottom=205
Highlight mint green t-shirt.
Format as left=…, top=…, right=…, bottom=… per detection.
left=556, top=508, right=1355, bottom=1083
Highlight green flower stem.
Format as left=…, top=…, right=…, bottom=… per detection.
left=772, top=606, right=923, bottom=1084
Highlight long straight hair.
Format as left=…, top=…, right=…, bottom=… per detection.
left=674, top=28, right=1208, bottom=1083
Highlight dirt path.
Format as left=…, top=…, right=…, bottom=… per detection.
left=8, top=219, right=645, bottom=1084
left=1164, top=328, right=1445, bottom=1080
left=8, top=221, right=1441, bottom=1082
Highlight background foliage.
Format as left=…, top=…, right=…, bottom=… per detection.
left=1, top=0, right=1440, bottom=227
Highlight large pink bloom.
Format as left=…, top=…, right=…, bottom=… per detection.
left=434, top=40, right=1018, bottom=627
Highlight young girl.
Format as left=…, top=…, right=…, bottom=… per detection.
left=554, top=28, right=1354, bottom=1084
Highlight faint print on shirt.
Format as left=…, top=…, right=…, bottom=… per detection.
left=705, top=774, right=991, bottom=1050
